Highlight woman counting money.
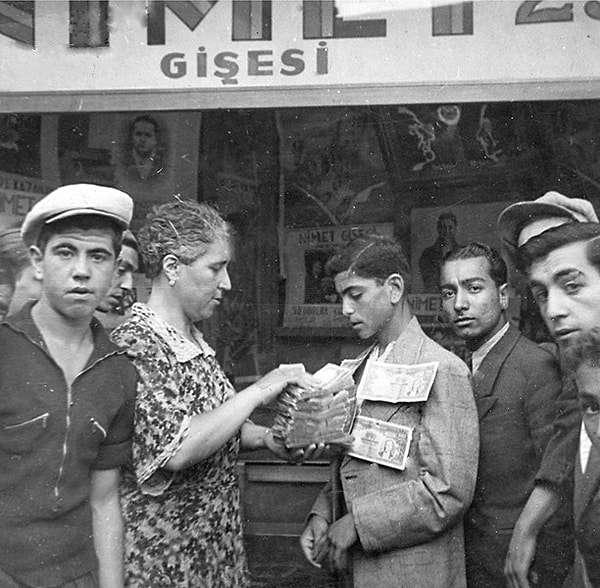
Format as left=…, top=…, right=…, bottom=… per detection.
left=111, top=200, right=321, bottom=587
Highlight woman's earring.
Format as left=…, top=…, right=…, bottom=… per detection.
left=168, top=278, right=176, bottom=287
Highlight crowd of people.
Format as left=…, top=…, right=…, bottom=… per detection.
left=1, top=182, right=600, bottom=588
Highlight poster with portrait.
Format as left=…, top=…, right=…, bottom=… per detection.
left=57, top=111, right=201, bottom=233
left=283, top=223, right=394, bottom=329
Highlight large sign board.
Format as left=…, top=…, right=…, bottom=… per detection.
left=1, top=1, right=599, bottom=110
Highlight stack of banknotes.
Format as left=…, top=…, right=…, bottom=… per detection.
left=272, top=363, right=357, bottom=448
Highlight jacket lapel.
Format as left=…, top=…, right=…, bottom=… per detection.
left=470, top=323, right=518, bottom=420
left=365, top=317, right=426, bottom=423
left=473, top=324, right=518, bottom=399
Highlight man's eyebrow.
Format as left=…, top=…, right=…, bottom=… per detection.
left=341, top=285, right=363, bottom=295
left=553, top=268, right=582, bottom=279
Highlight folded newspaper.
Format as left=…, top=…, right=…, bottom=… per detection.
left=272, top=363, right=357, bottom=448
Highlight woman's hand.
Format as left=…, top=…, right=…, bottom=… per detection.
left=252, top=365, right=320, bottom=406
left=263, top=429, right=326, bottom=463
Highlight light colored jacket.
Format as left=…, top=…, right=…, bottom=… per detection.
left=312, top=317, right=479, bottom=588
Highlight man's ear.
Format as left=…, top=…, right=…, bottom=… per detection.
left=28, top=245, right=44, bottom=280
left=499, top=283, right=509, bottom=311
left=386, top=273, right=405, bottom=304
left=162, top=254, right=180, bottom=283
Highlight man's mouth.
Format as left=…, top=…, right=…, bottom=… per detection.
left=554, top=328, right=579, bottom=341
left=70, top=287, right=93, bottom=295
left=454, top=317, right=474, bottom=326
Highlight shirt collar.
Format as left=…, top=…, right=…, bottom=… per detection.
left=472, top=321, right=510, bottom=374
left=4, top=300, right=120, bottom=361
left=131, top=302, right=215, bottom=363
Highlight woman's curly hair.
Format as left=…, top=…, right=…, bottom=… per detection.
left=138, top=200, right=230, bottom=279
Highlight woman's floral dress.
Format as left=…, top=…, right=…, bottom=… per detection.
left=111, top=303, right=249, bottom=588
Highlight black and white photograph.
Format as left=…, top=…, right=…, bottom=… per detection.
left=1, top=1, right=600, bottom=587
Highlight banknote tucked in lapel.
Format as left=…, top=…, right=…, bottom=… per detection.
left=358, top=361, right=439, bottom=403
left=347, top=415, right=413, bottom=470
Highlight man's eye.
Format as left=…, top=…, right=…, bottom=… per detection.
left=468, top=286, right=482, bottom=294
left=564, top=281, right=582, bottom=294
left=440, top=290, right=454, bottom=300
left=582, top=401, right=600, bottom=416
left=91, top=253, right=108, bottom=263
left=531, top=289, right=547, bottom=303
left=57, top=249, right=72, bottom=258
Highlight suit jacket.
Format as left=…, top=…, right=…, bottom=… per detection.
left=465, top=324, right=573, bottom=587
left=571, top=443, right=600, bottom=587
left=312, top=317, right=479, bottom=588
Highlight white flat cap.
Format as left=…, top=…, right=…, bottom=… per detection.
left=497, top=191, right=583, bottom=255
left=21, top=184, right=133, bottom=245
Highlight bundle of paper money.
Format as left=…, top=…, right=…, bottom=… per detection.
left=272, top=363, right=357, bottom=448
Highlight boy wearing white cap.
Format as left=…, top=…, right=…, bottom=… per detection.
left=0, top=184, right=136, bottom=588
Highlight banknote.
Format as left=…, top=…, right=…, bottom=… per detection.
left=347, top=416, right=413, bottom=470
left=358, top=361, right=439, bottom=403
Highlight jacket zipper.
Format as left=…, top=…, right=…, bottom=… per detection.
left=53, top=351, right=119, bottom=502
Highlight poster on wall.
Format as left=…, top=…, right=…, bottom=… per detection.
left=0, top=171, right=52, bottom=231
left=283, top=223, right=394, bottom=329
left=57, top=111, right=201, bottom=233
left=277, top=108, right=390, bottom=228
left=411, top=201, right=515, bottom=294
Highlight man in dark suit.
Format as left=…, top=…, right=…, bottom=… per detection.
left=440, top=242, right=573, bottom=587
left=513, top=220, right=600, bottom=588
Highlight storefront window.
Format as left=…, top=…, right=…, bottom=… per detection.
left=1, top=100, right=600, bottom=375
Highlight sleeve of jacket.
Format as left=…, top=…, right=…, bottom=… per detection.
left=524, top=346, right=566, bottom=464
left=350, top=359, right=479, bottom=552
left=310, top=480, right=334, bottom=523
left=535, top=371, right=581, bottom=490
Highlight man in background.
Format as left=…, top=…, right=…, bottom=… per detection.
left=0, top=228, right=41, bottom=316
left=440, top=241, right=572, bottom=587
left=95, top=229, right=139, bottom=329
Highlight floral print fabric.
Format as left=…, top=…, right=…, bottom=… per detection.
left=111, top=303, right=249, bottom=587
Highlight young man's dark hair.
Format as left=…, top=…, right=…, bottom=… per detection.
left=325, top=234, right=412, bottom=291
left=442, top=241, right=507, bottom=288
left=517, top=222, right=600, bottom=274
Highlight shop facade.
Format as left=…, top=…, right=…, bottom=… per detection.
left=2, top=1, right=600, bottom=584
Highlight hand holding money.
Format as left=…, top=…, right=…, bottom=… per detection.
left=272, top=363, right=357, bottom=449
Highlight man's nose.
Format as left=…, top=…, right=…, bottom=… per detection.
left=72, top=255, right=91, bottom=278
left=341, top=298, right=354, bottom=317
left=120, top=271, right=133, bottom=292
left=454, top=290, right=468, bottom=311
left=545, top=290, right=568, bottom=321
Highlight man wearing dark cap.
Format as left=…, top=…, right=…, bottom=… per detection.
left=0, top=184, right=137, bottom=588
left=498, top=193, right=598, bottom=588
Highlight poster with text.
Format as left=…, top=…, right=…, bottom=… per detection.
left=283, top=223, right=393, bottom=329
left=0, top=171, right=52, bottom=231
